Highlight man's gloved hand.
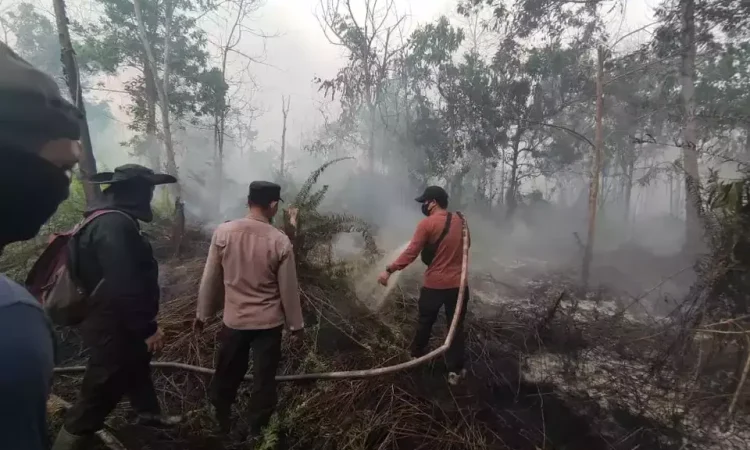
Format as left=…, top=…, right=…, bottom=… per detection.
left=145, top=327, right=164, bottom=353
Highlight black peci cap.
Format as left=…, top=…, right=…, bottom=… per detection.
left=415, top=186, right=448, bottom=204
left=249, top=181, right=283, bottom=205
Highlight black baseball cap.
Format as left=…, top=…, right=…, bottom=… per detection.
left=415, top=186, right=448, bottom=203
left=249, top=180, right=283, bottom=205
left=88, top=164, right=177, bottom=185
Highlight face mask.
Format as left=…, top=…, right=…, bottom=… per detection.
left=104, top=180, right=155, bottom=222
left=421, top=201, right=432, bottom=217
left=0, top=149, right=70, bottom=247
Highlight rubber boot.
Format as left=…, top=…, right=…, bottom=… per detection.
left=447, top=368, right=467, bottom=386
left=51, top=426, right=93, bottom=450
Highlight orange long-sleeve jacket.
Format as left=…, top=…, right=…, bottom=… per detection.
left=388, top=210, right=469, bottom=289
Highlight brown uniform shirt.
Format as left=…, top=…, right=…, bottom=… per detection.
left=388, top=210, right=469, bottom=289
left=196, top=213, right=304, bottom=331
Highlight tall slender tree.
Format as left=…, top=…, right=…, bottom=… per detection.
left=280, top=95, right=290, bottom=177
left=317, top=0, right=407, bottom=172
left=52, top=0, right=101, bottom=203
left=582, top=46, right=605, bottom=287
left=75, top=0, right=211, bottom=171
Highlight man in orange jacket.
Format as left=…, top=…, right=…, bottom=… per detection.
left=378, top=186, right=470, bottom=385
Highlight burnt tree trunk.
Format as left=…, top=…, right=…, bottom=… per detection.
left=623, top=157, right=634, bottom=223
left=283, top=207, right=301, bottom=262
left=499, top=154, right=506, bottom=207
left=280, top=95, right=290, bottom=178
left=367, top=103, right=376, bottom=173
left=452, top=164, right=472, bottom=209
left=505, top=127, right=523, bottom=218
left=52, top=0, right=100, bottom=204
left=488, top=160, right=497, bottom=209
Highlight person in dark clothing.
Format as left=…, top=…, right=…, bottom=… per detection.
left=0, top=42, right=82, bottom=450
left=378, top=186, right=470, bottom=386
left=53, top=165, right=181, bottom=450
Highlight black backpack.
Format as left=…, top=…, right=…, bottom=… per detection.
left=420, top=212, right=459, bottom=266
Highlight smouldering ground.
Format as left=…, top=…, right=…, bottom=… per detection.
left=49, top=246, right=747, bottom=450
left=471, top=254, right=750, bottom=450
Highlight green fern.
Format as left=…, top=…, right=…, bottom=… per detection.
left=294, top=157, right=353, bottom=206
left=708, top=177, right=749, bottom=218
left=306, top=185, right=330, bottom=211
left=289, top=159, right=380, bottom=272
left=696, top=170, right=750, bottom=320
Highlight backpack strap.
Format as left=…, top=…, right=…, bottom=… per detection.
left=73, top=209, right=139, bottom=236
left=433, top=212, right=453, bottom=249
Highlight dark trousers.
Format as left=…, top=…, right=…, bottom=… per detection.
left=209, top=325, right=283, bottom=432
left=65, top=343, right=159, bottom=435
left=411, top=286, right=469, bottom=372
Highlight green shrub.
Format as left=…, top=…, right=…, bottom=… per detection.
left=288, top=158, right=380, bottom=274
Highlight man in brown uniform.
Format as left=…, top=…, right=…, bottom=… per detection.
left=378, top=186, right=469, bottom=385
left=194, top=181, right=304, bottom=442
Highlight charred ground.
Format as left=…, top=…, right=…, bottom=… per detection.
left=46, top=219, right=749, bottom=450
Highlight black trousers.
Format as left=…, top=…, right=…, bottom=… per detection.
left=65, top=342, right=160, bottom=435
left=411, top=286, right=469, bottom=372
left=209, top=325, right=283, bottom=432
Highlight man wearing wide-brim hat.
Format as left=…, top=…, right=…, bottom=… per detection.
left=53, top=164, right=181, bottom=450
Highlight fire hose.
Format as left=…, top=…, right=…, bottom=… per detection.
left=54, top=218, right=469, bottom=382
